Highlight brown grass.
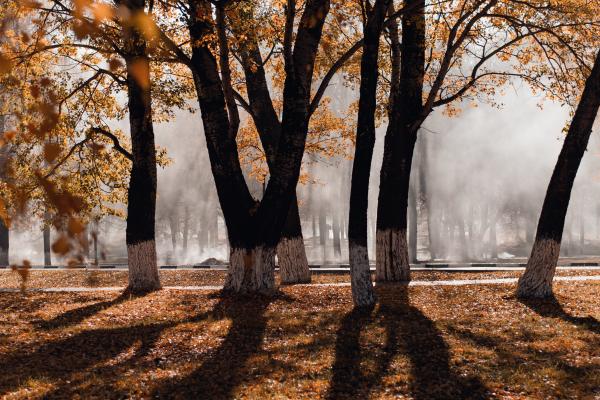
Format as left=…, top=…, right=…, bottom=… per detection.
left=0, top=281, right=598, bottom=399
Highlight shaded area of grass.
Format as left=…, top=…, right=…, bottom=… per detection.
left=520, top=296, right=600, bottom=335
left=0, top=282, right=598, bottom=399
left=327, top=285, right=488, bottom=399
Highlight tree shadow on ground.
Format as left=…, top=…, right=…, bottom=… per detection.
left=0, top=288, right=226, bottom=398
left=327, top=284, right=489, bottom=400
left=519, top=296, right=600, bottom=335
left=151, top=292, right=286, bottom=400
left=36, top=291, right=134, bottom=330
left=0, top=315, right=175, bottom=397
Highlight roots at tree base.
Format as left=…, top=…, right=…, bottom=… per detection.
left=127, top=240, right=161, bottom=293
left=517, top=238, right=560, bottom=299
left=225, top=246, right=276, bottom=294
left=376, top=228, right=411, bottom=282
left=277, top=236, right=311, bottom=284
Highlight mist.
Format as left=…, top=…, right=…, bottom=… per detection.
left=7, top=84, right=600, bottom=265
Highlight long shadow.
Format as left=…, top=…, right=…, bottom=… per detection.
left=519, top=296, right=600, bottom=335
left=151, top=292, right=278, bottom=399
left=37, top=291, right=133, bottom=330
left=327, top=284, right=489, bottom=400
left=0, top=292, right=220, bottom=397
left=379, top=285, right=489, bottom=400
left=326, top=305, right=376, bottom=399
left=0, top=319, right=175, bottom=397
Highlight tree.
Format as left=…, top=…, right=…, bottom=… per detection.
left=517, top=48, right=600, bottom=298
left=184, top=0, right=331, bottom=293
left=4, top=0, right=189, bottom=289
left=116, top=0, right=161, bottom=293
left=348, top=0, right=391, bottom=307
left=0, top=113, right=8, bottom=266
left=373, top=0, right=598, bottom=282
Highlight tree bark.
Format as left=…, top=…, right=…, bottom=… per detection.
left=169, top=211, right=179, bottom=254
left=518, top=49, right=600, bottom=298
left=120, top=0, right=161, bottom=293
left=183, top=205, right=190, bottom=256
left=408, top=183, right=418, bottom=263
left=347, top=0, right=391, bottom=307
left=278, top=200, right=310, bottom=283
left=43, top=225, right=51, bottom=266
left=376, top=0, right=424, bottom=282
left=332, top=212, right=341, bottom=258
left=0, top=218, right=8, bottom=266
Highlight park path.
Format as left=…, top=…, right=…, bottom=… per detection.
left=0, top=275, right=599, bottom=293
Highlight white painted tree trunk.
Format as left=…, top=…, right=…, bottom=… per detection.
left=517, top=238, right=560, bottom=298
left=127, top=240, right=161, bottom=293
left=376, top=228, right=411, bottom=281
left=277, top=237, right=311, bottom=284
left=225, top=246, right=276, bottom=294
left=349, top=243, right=376, bottom=307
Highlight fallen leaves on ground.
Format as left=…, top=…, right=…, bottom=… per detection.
left=0, top=282, right=598, bottom=399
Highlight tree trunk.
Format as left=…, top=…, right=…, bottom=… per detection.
left=408, top=183, right=418, bottom=263
left=43, top=226, right=51, bottom=266
left=518, top=49, right=600, bottom=298
left=376, top=0, right=424, bottom=282
left=183, top=205, right=190, bottom=256
left=0, top=115, right=7, bottom=267
left=93, top=220, right=99, bottom=266
left=332, top=212, right=342, bottom=259
left=318, top=208, right=328, bottom=262
left=224, top=246, right=276, bottom=294
left=579, top=211, right=585, bottom=253
left=0, top=219, right=8, bottom=266
left=278, top=198, right=310, bottom=284
left=169, top=212, right=179, bottom=255
left=419, top=134, right=437, bottom=260
left=489, top=209, right=498, bottom=259
left=120, top=0, right=161, bottom=293
left=347, top=0, right=391, bottom=307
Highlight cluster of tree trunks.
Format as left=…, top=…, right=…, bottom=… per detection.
left=186, top=0, right=330, bottom=293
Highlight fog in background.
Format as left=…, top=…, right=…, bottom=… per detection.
left=8, top=84, right=600, bottom=265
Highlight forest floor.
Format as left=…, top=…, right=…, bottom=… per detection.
left=0, top=278, right=598, bottom=399
left=1, top=268, right=600, bottom=289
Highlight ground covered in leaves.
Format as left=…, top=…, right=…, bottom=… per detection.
left=0, top=281, right=598, bottom=399
left=0, top=268, right=599, bottom=289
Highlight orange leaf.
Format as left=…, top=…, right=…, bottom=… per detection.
left=44, top=143, right=61, bottom=162
left=129, top=59, right=150, bottom=89
left=52, top=236, right=70, bottom=255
